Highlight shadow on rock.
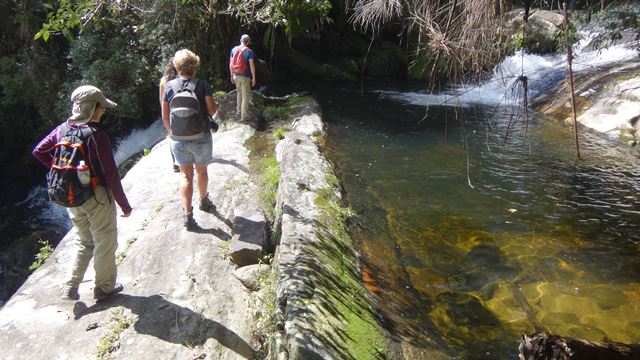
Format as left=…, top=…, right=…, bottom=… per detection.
left=189, top=223, right=231, bottom=240
left=73, top=294, right=255, bottom=358
left=213, top=210, right=233, bottom=230
left=210, top=158, right=249, bottom=174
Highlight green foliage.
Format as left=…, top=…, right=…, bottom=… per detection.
left=286, top=95, right=307, bottom=106
left=553, top=23, right=582, bottom=52
left=28, top=239, right=53, bottom=271
left=115, top=237, right=137, bottom=265
left=213, top=91, right=227, bottom=103
left=272, top=126, right=291, bottom=140
left=257, top=155, right=280, bottom=218
left=581, top=3, right=640, bottom=52
left=264, top=105, right=292, bottom=121
left=510, top=33, right=525, bottom=52
left=34, top=0, right=130, bottom=42
left=249, top=256, right=278, bottom=358
left=233, top=0, right=333, bottom=43
left=64, top=29, right=156, bottom=123
left=96, top=308, right=133, bottom=360
left=143, top=148, right=150, bottom=157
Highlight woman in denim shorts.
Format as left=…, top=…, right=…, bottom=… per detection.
left=161, top=49, right=218, bottom=229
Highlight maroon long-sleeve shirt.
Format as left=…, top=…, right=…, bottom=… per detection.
left=32, top=121, right=132, bottom=214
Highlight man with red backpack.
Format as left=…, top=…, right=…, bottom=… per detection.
left=229, top=34, right=256, bottom=122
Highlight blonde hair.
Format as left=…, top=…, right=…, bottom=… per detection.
left=173, top=49, right=200, bottom=76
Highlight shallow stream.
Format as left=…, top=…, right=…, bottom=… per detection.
left=313, top=83, right=640, bottom=359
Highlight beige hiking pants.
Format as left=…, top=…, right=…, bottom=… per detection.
left=66, top=185, right=118, bottom=293
left=234, top=75, right=252, bottom=121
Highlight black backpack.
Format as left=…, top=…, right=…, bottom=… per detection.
left=169, top=78, right=207, bottom=136
left=47, top=123, right=98, bottom=207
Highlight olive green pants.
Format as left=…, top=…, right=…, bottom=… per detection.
left=65, top=185, right=118, bottom=293
left=234, top=75, right=252, bottom=121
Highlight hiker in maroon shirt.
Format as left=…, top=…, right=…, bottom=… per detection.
left=33, top=85, right=132, bottom=301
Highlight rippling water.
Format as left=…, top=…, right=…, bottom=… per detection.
left=316, top=84, right=640, bottom=359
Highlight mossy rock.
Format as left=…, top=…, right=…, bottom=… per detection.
left=367, top=53, right=400, bottom=77
left=366, top=41, right=407, bottom=77
left=330, top=57, right=361, bottom=76
left=320, top=63, right=356, bottom=81
left=338, top=31, right=372, bottom=57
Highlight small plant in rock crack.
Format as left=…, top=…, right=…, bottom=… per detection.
left=272, top=126, right=291, bottom=140
left=115, top=237, right=137, bottom=265
left=249, top=256, right=278, bottom=357
left=217, top=241, right=231, bottom=260
left=29, top=239, right=53, bottom=271
left=96, top=308, right=133, bottom=360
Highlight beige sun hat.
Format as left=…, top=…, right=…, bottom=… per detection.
left=68, top=85, right=117, bottom=124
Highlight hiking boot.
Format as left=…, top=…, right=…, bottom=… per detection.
left=94, top=283, right=123, bottom=300
left=172, top=164, right=180, bottom=173
left=184, top=211, right=196, bottom=230
left=61, top=285, right=79, bottom=301
left=198, top=194, right=216, bottom=213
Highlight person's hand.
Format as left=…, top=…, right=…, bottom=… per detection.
left=121, top=209, right=132, bottom=218
left=251, top=78, right=256, bottom=87
left=230, top=76, right=235, bottom=84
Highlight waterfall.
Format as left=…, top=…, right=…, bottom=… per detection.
left=379, top=30, right=639, bottom=107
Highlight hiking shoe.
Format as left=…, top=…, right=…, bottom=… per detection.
left=172, top=165, right=180, bottom=173
left=184, top=212, right=196, bottom=230
left=94, top=283, right=123, bottom=300
left=198, top=194, right=216, bottom=213
left=61, top=285, right=79, bottom=301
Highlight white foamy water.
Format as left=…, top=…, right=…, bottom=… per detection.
left=380, top=30, right=639, bottom=107
left=113, top=119, right=166, bottom=165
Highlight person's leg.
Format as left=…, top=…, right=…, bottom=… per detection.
left=66, top=207, right=95, bottom=288
left=194, top=164, right=208, bottom=201
left=193, top=135, right=215, bottom=211
left=170, top=143, right=179, bottom=172
left=171, top=139, right=196, bottom=213
left=235, top=76, right=242, bottom=115
left=193, top=135, right=213, bottom=200
left=238, top=76, right=251, bottom=121
left=87, top=186, right=118, bottom=294
left=179, top=164, right=195, bottom=213
left=241, top=77, right=252, bottom=121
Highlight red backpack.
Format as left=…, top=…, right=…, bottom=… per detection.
left=231, top=46, right=248, bottom=75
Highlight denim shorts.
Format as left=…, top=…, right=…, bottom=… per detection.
left=170, top=135, right=213, bottom=165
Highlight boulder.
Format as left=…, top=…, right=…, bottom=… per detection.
left=232, top=264, right=269, bottom=291
left=507, top=10, right=564, bottom=54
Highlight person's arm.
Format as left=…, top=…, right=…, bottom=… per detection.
left=205, top=96, right=217, bottom=116
left=93, top=132, right=132, bottom=216
left=159, top=82, right=165, bottom=105
left=32, top=126, right=59, bottom=167
left=161, top=100, right=170, bottom=134
left=229, top=55, right=235, bottom=84
left=249, top=58, right=256, bottom=87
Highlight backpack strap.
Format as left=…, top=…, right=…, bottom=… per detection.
left=183, top=78, right=198, bottom=92
left=169, top=78, right=199, bottom=95
left=236, top=46, right=248, bottom=56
